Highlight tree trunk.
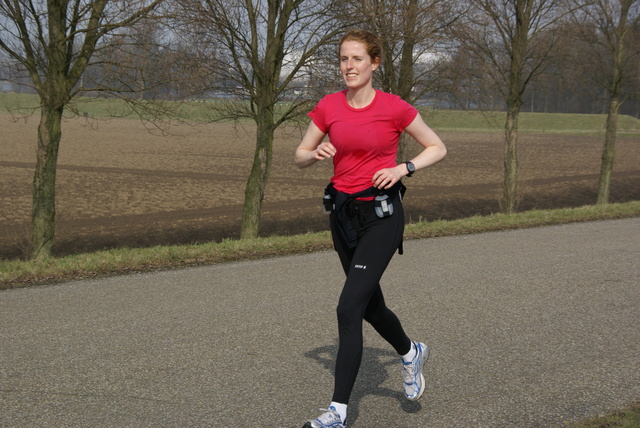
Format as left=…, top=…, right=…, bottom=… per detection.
left=240, top=118, right=274, bottom=239
left=395, top=0, right=417, bottom=164
left=502, top=104, right=520, bottom=213
left=595, top=0, right=630, bottom=205
left=500, top=0, right=528, bottom=215
left=396, top=133, right=409, bottom=164
left=398, top=0, right=417, bottom=102
left=596, top=97, right=620, bottom=205
left=29, top=105, right=64, bottom=260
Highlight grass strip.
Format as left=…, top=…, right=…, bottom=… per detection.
left=4, top=93, right=640, bottom=133
left=1, top=201, right=639, bottom=290
left=568, top=401, right=640, bottom=427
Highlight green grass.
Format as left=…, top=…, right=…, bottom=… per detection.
left=0, top=92, right=307, bottom=123
left=421, top=108, right=640, bottom=133
left=0, top=92, right=209, bottom=121
left=3, top=92, right=640, bottom=133
left=568, top=401, right=640, bottom=427
left=1, top=201, right=639, bottom=290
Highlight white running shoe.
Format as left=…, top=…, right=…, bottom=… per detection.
left=303, top=406, right=346, bottom=428
left=402, top=341, right=429, bottom=400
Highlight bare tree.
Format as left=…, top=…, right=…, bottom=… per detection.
left=439, top=49, right=506, bottom=109
left=571, top=0, right=640, bottom=205
left=92, top=19, right=170, bottom=100
left=175, top=0, right=346, bottom=239
left=455, top=0, right=570, bottom=213
left=365, top=0, right=458, bottom=102
left=0, top=0, right=165, bottom=260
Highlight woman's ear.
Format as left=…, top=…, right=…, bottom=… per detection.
left=372, top=57, right=381, bottom=71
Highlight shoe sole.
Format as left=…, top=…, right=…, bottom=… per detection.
left=302, top=422, right=345, bottom=428
left=302, top=417, right=346, bottom=427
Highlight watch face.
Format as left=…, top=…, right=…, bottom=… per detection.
left=407, top=162, right=415, bottom=173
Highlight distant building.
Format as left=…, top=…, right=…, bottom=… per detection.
left=1, top=80, right=14, bottom=92
left=0, top=80, right=36, bottom=94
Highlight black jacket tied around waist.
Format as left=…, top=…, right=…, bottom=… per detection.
left=324, top=181, right=406, bottom=253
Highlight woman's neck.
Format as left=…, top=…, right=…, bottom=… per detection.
left=346, top=87, right=376, bottom=109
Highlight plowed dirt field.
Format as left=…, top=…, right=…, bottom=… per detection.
left=1, top=114, right=638, bottom=259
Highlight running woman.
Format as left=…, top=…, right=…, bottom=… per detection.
left=294, top=30, right=447, bottom=427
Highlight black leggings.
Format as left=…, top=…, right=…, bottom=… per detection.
left=329, top=200, right=412, bottom=404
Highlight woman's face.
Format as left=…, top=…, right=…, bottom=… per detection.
left=339, top=40, right=379, bottom=91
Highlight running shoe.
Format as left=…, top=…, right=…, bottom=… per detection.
left=402, top=341, right=429, bottom=401
left=303, top=406, right=346, bottom=428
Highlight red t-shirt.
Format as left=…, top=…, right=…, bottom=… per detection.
left=308, top=89, right=418, bottom=194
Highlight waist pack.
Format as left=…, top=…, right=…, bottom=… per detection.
left=323, top=181, right=406, bottom=250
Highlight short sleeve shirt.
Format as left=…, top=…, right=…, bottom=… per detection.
left=308, top=89, right=418, bottom=194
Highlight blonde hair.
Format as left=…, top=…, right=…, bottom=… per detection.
left=339, top=30, right=383, bottom=63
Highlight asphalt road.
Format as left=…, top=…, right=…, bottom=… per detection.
left=1, top=218, right=639, bottom=427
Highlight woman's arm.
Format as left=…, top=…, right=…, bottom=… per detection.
left=403, top=114, right=447, bottom=171
left=294, top=121, right=335, bottom=169
left=372, top=114, right=447, bottom=189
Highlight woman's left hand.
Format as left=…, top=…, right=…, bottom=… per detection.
left=372, top=166, right=404, bottom=189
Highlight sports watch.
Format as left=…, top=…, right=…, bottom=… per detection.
left=403, top=161, right=415, bottom=177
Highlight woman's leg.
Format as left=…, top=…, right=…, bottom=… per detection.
left=330, top=206, right=411, bottom=404
left=364, top=286, right=411, bottom=355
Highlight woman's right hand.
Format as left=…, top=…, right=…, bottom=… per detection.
left=313, top=142, right=337, bottom=161
left=295, top=121, right=331, bottom=168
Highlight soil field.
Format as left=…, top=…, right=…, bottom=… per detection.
left=1, top=113, right=639, bottom=259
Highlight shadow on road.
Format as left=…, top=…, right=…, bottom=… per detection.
left=305, top=342, right=422, bottom=425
